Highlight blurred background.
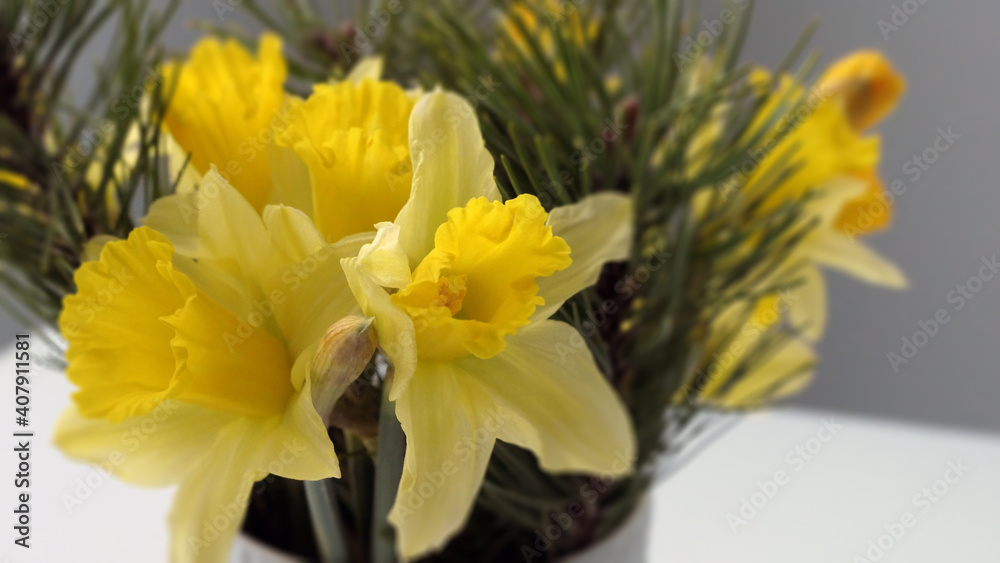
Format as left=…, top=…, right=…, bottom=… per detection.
left=2, top=0, right=997, bottom=432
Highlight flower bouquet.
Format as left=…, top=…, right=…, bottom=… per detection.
left=0, top=0, right=906, bottom=561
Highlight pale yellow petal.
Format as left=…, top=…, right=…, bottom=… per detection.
left=53, top=402, right=232, bottom=487
left=264, top=232, right=373, bottom=359
left=145, top=169, right=282, bottom=319
left=389, top=361, right=495, bottom=559
left=358, top=222, right=412, bottom=289
left=394, top=90, right=500, bottom=265
left=533, top=193, right=633, bottom=321
left=161, top=129, right=203, bottom=195
left=344, top=57, right=384, bottom=84
left=81, top=234, right=120, bottom=262
left=462, top=320, right=636, bottom=474
left=264, top=140, right=313, bottom=215
left=804, top=230, right=908, bottom=289
left=342, top=256, right=417, bottom=400
left=168, top=424, right=262, bottom=563
left=170, top=359, right=340, bottom=563
left=262, top=204, right=326, bottom=264
left=715, top=338, right=816, bottom=408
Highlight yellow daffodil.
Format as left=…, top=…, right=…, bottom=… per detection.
left=692, top=52, right=906, bottom=407
left=162, top=33, right=287, bottom=212
left=340, top=91, right=637, bottom=558
left=274, top=78, right=419, bottom=242
left=55, top=170, right=372, bottom=563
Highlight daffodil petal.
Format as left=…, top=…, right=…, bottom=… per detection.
left=805, top=231, right=908, bottom=289
left=53, top=402, right=231, bottom=487
left=810, top=176, right=870, bottom=226
left=342, top=256, right=417, bottom=400
left=163, top=288, right=294, bottom=418
left=714, top=338, right=816, bottom=409
left=533, top=193, right=633, bottom=321
left=272, top=348, right=343, bottom=480
left=358, top=222, right=412, bottom=289
left=461, top=320, right=636, bottom=474
left=146, top=169, right=281, bottom=319
left=265, top=141, right=314, bottom=216
left=141, top=190, right=201, bottom=255
left=389, top=361, right=496, bottom=559
left=169, top=424, right=263, bottom=563
left=394, top=90, right=500, bottom=265
left=170, top=367, right=339, bottom=563
left=59, top=228, right=192, bottom=421
left=161, top=129, right=203, bottom=195
left=265, top=232, right=373, bottom=359
left=262, top=204, right=326, bottom=264
left=345, top=57, right=385, bottom=84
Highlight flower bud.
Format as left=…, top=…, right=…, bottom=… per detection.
left=310, top=315, right=378, bottom=421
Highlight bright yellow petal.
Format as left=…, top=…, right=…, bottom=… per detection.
left=81, top=234, right=119, bottom=262
left=819, top=50, right=906, bottom=132
left=834, top=170, right=892, bottom=236
left=533, top=193, right=633, bottom=321
left=462, top=320, right=636, bottom=474
left=394, top=90, right=500, bottom=265
left=275, top=79, right=416, bottom=242
left=389, top=361, right=496, bottom=560
left=162, top=33, right=287, bottom=212
left=0, top=169, right=30, bottom=189
left=393, top=195, right=571, bottom=361
left=163, top=287, right=294, bottom=418
left=59, top=228, right=193, bottom=421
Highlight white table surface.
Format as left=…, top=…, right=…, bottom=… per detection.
left=2, top=342, right=998, bottom=562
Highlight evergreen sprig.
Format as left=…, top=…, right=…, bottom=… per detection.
left=0, top=0, right=178, bottom=329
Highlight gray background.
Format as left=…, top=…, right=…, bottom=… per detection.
left=3, top=0, right=997, bottom=431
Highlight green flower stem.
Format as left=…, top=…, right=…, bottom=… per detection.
left=371, top=368, right=406, bottom=563
left=304, top=479, right=350, bottom=563
left=346, top=431, right=373, bottom=552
